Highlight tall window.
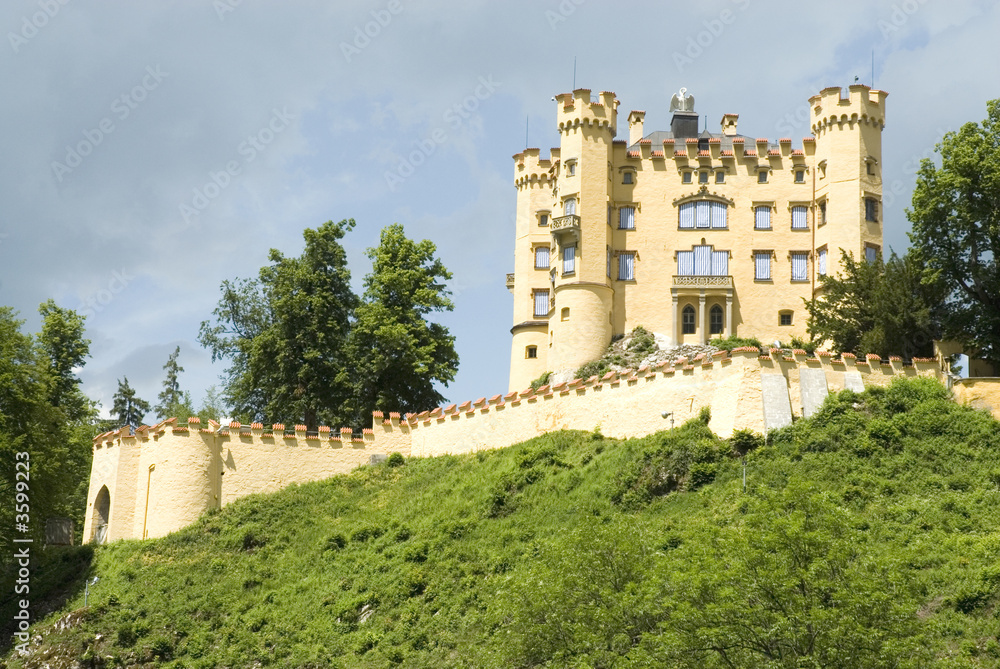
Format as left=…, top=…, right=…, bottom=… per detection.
left=563, top=245, right=576, bottom=274
left=567, top=162, right=576, bottom=176
left=677, top=245, right=728, bottom=276
left=791, top=252, right=808, bottom=282
left=820, top=201, right=827, bottom=225
left=533, top=290, right=549, bottom=317
left=818, top=248, right=827, bottom=276
left=754, top=206, right=771, bottom=230
left=682, top=305, right=696, bottom=334
left=758, top=170, right=768, bottom=183
left=622, top=171, right=633, bottom=184
left=791, top=206, right=808, bottom=229
left=699, top=171, right=709, bottom=184
left=755, top=251, right=771, bottom=280
left=865, top=197, right=879, bottom=222
left=619, top=206, right=635, bottom=230
left=795, top=170, right=805, bottom=183
left=534, top=246, right=550, bottom=269
left=539, top=213, right=548, bottom=227
left=607, top=247, right=611, bottom=277
left=618, top=252, right=635, bottom=281
left=679, top=201, right=727, bottom=229
left=865, top=245, right=878, bottom=263
left=564, top=198, right=576, bottom=216
left=710, top=305, right=723, bottom=335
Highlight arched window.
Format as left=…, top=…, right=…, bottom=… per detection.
left=92, top=485, right=110, bottom=544
left=564, top=198, right=577, bottom=216
left=682, top=305, right=696, bottom=334
left=710, top=305, right=723, bottom=335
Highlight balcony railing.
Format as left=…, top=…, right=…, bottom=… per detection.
left=550, top=214, right=581, bottom=235
left=672, top=275, right=734, bottom=289
left=505, top=272, right=515, bottom=289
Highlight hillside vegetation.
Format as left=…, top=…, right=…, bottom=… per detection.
left=5, top=378, right=1000, bottom=668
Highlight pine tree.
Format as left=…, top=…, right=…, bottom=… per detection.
left=112, top=376, right=151, bottom=428
left=155, top=346, right=190, bottom=419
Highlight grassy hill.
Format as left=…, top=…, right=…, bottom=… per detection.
left=4, top=377, right=1000, bottom=667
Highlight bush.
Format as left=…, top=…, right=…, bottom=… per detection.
left=730, top=429, right=764, bottom=457
left=709, top=335, right=763, bottom=351
left=386, top=452, right=405, bottom=467
left=575, top=359, right=610, bottom=381
left=529, top=371, right=552, bottom=390
left=789, top=336, right=817, bottom=355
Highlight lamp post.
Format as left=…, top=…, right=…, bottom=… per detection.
left=660, top=411, right=674, bottom=429
left=84, top=577, right=99, bottom=607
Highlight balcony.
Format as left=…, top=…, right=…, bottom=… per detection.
left=505, top=272, right=514, bottom=290
left=550, top=214, right=581, bottom=241
left=672, top=275, right=734, bottom=290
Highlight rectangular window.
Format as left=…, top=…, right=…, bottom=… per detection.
left=564, top=198, right=576, bottom=216
left=533, top=290, right=549, bottom=317
left=791, top=252, right=808, bottom=281
left=682, top=171, right=692, bottom=184
left=710, top=201, right=727, bottom=228
left=780, top=312, right=793, bottom=326
left=619, top=206, right=635, bottom=230
left=791, top=206, right=808, bottom=229
left=818, top=248, right=827, bottom=276
left=679, top=202, right=695, bottom=229
left=755, top=252, right=771, bottom=280
left=567, top=163, right=576, bottom=176
left=534, top=246, right=550, bottom=269
left=563, top=245, right=575, bottom=274
left=618, top=252, right=635, bottom=281
left=755, top=206, right=771, bottom=230
left=795, top=170, right=805, bottom=183
left=866, top=245, right=878, bottom=263
left=539, top=214, right=548, bottom=227
left=820, top=201, right=827, bottom=225
left=712, top=250, right=729, bottom=276
left=758, top=170, right=768, bottom=183
left=696, top=201, right=710, bottom=228
left=677, top=250, right=694, bottom=276
left=607, top=247, right=611, bottom=277
left=694, top=245, right=712, bottom=276
left=623, top=171, right=633, bottom=184
left=865, top=197, right=879, bottom=222
left=715, top=171, right=725, bottom=183
left=699, top=171, right=709, bottom=184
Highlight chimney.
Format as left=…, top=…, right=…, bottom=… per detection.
left=628, top=110, right=646, bottom=145
left=721, top=113, right=739, bottom=136
left=671, top=110, right=699, bottom=140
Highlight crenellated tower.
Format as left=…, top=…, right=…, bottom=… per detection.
left=809, top=85, right=887, bottom=277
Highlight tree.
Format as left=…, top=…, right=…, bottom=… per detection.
left=907, top=99, right=1000, bottom=369
left=197, top=385, right=226, bottom=424
left=348, top=224, right=458, bottom=427
left=112, top=376, right=151, bottom=428
left=805, top=251, right=943, bottom=359
left=155, top=346, right=195, bottom=420
left=199, top=220, right=359, bottom=429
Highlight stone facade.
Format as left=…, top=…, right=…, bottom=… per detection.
left=507, top=85, right=887, bottom=391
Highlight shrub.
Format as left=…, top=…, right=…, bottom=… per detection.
left=789, top=336, right=817, bottom=355
left=730, top=429, right=764, bottom=457
left=529, top=371, right=552, bottom=391
left=709, top=335, right=763, bottom=351
left=575, top=359, right=610, bottom=381
left=386, top=452, right=405, bottom=467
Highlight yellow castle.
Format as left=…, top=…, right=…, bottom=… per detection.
left=507, top=85, right=887, bottom=391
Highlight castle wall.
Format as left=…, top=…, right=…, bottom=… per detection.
left=953, top=378, right=1000, bottom=421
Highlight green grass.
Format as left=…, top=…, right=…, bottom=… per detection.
left=5, top=378, right=1000, bottom=667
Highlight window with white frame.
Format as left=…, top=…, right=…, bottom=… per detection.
left=677, top=245, right=728, bottom=276
left=533, top=290, right=549, bottom=317
left=791, top=252, right=808, bottom=282
left=562, top=244, right=576, bottom=274
left=755, top=251, right=772, bottom=280
left=791, top=206, right=808, bottom=229
left=679, top=201, right=727, bottom=229
left=619, top=206, right=635, bottom=230
left=818, top=247, right=827, bottom=276
left=534, top=246, right=550, bottom=269
left=618, top=252, right=635, bottom=281
left=754, top=206, right=772, bottom=230
left=564, top=198, right=576, bottom=216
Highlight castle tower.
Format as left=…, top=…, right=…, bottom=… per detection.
left=809, top=85, right=887, bottom=277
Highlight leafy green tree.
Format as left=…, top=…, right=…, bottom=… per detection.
left=806, top=251, right=943, bottom=359
left=112, top=376, right=150, bottom=428
left=200, top=220, right=359, bottom=429
left=197, top=385, right=226, bottom=424
left=348, top=224, right=458, bottom=427
left=907, top=99, right=1000, bottom=369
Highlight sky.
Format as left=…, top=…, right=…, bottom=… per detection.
left=2, top=0, right=997, bottom=423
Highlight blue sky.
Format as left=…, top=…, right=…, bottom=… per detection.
left=2, top=0, right=997, bottom=423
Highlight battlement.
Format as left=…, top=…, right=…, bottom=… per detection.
left=809, top=84, right=887, bottom=134
left=513, top=146, right=559, bottom=188
left=555, top=89, right=618, bottom=134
